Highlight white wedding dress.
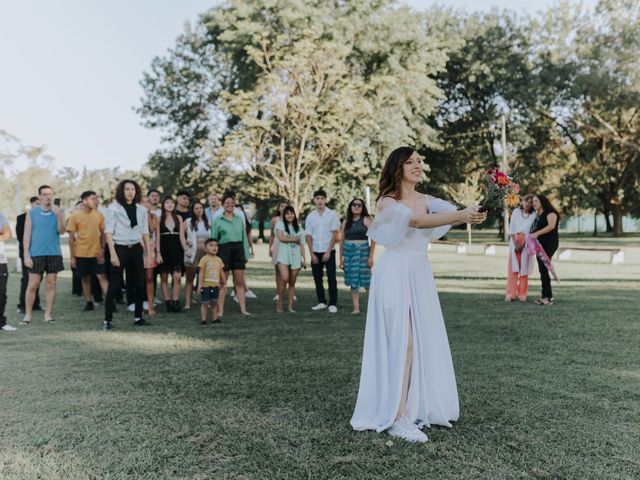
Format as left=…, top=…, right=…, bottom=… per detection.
left=350, top=197, right=460, bottom=432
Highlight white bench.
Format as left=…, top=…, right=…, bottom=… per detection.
left=557, top=247, right=624, bottom=264
left=428, top=240, right=468, bottom=254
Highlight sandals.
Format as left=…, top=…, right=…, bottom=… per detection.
left=19, top=318, right=31, bottom=325
left=534, top=298, right=554, bottom=306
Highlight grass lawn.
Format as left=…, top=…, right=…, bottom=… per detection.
left=1, top=242, right=639, bottom=480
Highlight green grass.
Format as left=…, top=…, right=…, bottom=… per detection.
left=1, top=243, right=639, bottom=480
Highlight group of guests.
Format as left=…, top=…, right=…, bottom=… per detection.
left=0, top=182, right=377, bottom=332
left=506, top=194, right=560, bottom=305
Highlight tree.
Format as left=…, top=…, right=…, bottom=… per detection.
left=138, top=0, right=449, bottom=213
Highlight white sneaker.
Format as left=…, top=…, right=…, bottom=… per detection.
left=387, top=417, right=428, bottom=443
left=127, top=303, right=135, bottom=312
left=143, top=301, right=149, bottom=311
left=1, top=324, right=17, bottom=332
left=328, top=306, right=338, bottom=314
left=311, top=303, right=327, bottom=311
left=245, top=290, right=257, bottom=299
left=153, top=297, right=162, bottom=305
left=233, top=296, right=239, bottom=304
left=273, top=294, right=279, bottom=301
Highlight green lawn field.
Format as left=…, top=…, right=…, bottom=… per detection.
left=1, top=239, right=639, bottom=480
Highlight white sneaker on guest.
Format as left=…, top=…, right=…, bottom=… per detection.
left=328, top=306, right=338, bottom=314
left=245, top=290, right=257, bottom=299
left=127, top=303, right=135, bottom=312
left=273, top=294, right=279, bottom=301
left=388, top=416, right=428, bottom=443
left=143, top=301, right=149, bottom=311
left=153, top=297, right=162, bottom=305
left=311, top=303, right=327, bottom=311
left=1, top=324, right=17, bottom=332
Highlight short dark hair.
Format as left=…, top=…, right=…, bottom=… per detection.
left=147, top=188, right=160, bottom=196
left=81, top=190, right=96, bottom=200
left=115, top=179, right=142, bottom=205
left=221, top=192, right=235, bottom=205
left=205, top=238, right=218, bottom=247
left=313, top=188, right=327, bottom=198
left=176, top=190, right=191, bottom=198
left=29, top=196, right=39, bottom=204
left=38, top=185, right=52, bottom=195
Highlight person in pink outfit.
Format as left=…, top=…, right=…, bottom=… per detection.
left=505, top=194, right=535, bottom=302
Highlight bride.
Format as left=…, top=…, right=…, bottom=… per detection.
left=350, top=147, right=486, bottom=442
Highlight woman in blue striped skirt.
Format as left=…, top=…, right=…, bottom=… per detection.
left=340, top=198, right=375, bottom=314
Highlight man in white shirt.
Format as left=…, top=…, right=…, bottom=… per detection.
left=147, top=189, right=162, bottom=218
left=305, top=189, right=341, bottom=313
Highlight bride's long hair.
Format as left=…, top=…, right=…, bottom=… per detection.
left=376, top=146, right=416, bottom=201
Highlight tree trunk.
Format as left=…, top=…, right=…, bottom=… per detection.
left=604, top=208, right=613, bottom=233
left=258, top=217, right=265, bottom=242
left=611, top=205, right=624, bottom=237
left=593, top=212, right=598, bottom=237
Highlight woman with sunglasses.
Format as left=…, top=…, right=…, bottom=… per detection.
left=340, top=198, right=375, bottom=314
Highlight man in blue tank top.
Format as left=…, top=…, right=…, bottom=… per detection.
left=21, top=185, right=66, bottom=325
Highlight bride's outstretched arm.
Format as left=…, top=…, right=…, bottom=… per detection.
left=410, top=206, right=485, bottom=229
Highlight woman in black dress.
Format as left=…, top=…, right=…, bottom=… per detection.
left=531, top=194, right=560, bottom=305
left=159, top=196, right=188, bottom=312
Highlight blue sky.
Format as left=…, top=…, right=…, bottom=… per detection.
left=0, top=0, right=597, bottom=172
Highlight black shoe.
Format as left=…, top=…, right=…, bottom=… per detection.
left=165, top=301, right=173, bottom=312
left=173, top=300, right=182, bottom=313
left=200, top=320, right=208, bottom=326
left=83, top=302, right=95, bottom=311
left=134, top=318, right=150, bottom=326
left=103, top=321, right=112, bottom=331
left=212, top=318, right=222, bottom=324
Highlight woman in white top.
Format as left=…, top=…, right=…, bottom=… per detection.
left=350, top=147, right=486, bottom=443
left=506, top=194, right=536, bottom=302
left=184, top=201, right=210, bottom=310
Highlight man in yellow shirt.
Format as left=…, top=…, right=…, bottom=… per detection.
left=67, top=191, right=108, bottom=311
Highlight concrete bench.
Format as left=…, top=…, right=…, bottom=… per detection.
left=557, top=247, right=624, bottom=264
left=483, top=242, right=509, bottom=255
left=429, top=240, right=469, bottom=254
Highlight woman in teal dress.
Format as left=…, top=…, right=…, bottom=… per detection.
left=275, top=206, right=306, bottom=313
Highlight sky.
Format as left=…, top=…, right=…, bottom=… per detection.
left=0, top=0, right=597, bottom=173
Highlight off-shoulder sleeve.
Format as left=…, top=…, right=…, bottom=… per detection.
left=367, top=203, right=412, bottom=247
left=422, top=197, right=457, bottom=242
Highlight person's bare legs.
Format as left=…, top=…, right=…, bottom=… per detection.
left=96, top=273, right=109, bottom=297
left=232, top=270, right=248, bottom=314
left=44, top=273, right=58, bottom=321
left=200, top=302, right=208, bottom=322
left=217, top=270, right=228, bottom=317
left=396, top=310, right=414, bottom=421
left=288, top=268, right=299, bottom=312
left=23, top=273, right=42, bottom=323
left=185, top=267, right=196, bottom=308
left=274, top=266, right=282, bottom=300
left=81, top=276, right=93, bottom=303
left=160, top=272, right=170, bottom=300
left=171, top=271, right=182, bottom=301
left=145, top=268, right=156, bottom=315
left=351, top=289, right=360, bottom=314
left=276, top=264, right=288, bottom=312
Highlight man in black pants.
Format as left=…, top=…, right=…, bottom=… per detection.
left=0, top=211, right=16, bottom=331
left=304, top=189, right=341, bottom=314
left=103, top=180, right=152, bottom=331
left=16, top=196, right=42, bottom=314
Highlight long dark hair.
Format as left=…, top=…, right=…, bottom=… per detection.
left=273, top=202, right=288, bottom=219
left=190, top=201, right=210, bottom=231
left=282, top=206, right=300, bottom=235
left=377, top=146, right=416, bottom=201
left=160, top=196, right=179, bottom=229
left=115, top=179, right=142, bottom=206
left=534, top=194, right=561, bottom=221
left=345, top=198, right=370, bottom=230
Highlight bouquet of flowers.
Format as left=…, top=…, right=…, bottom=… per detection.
left=477, top=168, right=521, bottom=212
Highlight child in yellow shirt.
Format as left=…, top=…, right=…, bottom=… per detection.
left=197, top=239, right=225, bottom=325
